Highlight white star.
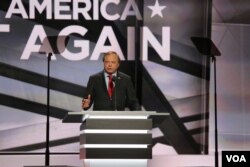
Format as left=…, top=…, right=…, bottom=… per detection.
left=147, top=0, right=167, bottom=18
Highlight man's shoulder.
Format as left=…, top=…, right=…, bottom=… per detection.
left=117, top=71, right=131, bottom=80
left=90, top=71, right=103, bottom=78
left=88, top=71, right=103, bottom=83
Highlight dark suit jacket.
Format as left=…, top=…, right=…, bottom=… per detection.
left=84, top=71, right=140, bottom=111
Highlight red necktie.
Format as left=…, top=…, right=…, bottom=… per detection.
left=108, top=74, right=113, bottom=98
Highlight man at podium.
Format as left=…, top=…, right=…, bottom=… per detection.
left=82, top=51, right=141, bottom=111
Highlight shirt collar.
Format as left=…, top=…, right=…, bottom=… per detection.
left=104, top=71, right=117, bottom=77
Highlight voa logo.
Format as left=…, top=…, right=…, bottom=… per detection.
left=226, top=155, right=246, bottom=163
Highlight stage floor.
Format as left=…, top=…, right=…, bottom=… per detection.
left=0, top=154, right=218, bottom=167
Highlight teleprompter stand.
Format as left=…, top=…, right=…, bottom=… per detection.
left=191, top=37, right=221, bottom=167
left=24, top=36, right=70, bottom=167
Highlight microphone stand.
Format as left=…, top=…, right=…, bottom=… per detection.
left=212, top=56, right=219, bottom=167
left=112, top=76, right=117, bottom=111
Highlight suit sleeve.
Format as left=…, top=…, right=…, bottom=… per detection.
left=126, top=77, right=141, bottom=111
left=83, top=76, right=94, bottom=110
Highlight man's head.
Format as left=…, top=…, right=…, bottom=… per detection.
left=103, top=51, right=121, bottom=74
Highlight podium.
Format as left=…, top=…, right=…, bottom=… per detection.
left=63, top=111, right=169, bottom=167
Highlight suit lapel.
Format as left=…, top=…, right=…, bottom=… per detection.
left=100, top=71, right=109, bottom=97
left=114, top=72, right=122, bottom=95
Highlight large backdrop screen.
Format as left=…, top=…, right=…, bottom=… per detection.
left=0, top=0, right=210, bottom=155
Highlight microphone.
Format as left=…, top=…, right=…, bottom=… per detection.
left=48, top=52, right=53, bottom=61
left=112, top=76, right=116, bottom=82
left=112, top=76, right=117, bottom=110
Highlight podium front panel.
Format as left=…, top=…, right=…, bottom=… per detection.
left=62, top=111, right=169, bottom=160
left=83, top=119, right=152, bottom=130
left=80, top=133, right=152, bottom=144
left=80, top=118, right=152, bottom=159
left=80, top=148, right=152, bottom=159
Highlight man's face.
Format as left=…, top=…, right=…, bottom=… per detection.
left=103, top=54, right=120, bottom=74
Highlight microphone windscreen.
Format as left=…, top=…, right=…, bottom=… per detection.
left=112, top=76, right=116, bottom=82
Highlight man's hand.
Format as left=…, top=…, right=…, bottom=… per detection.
left=82, top=94, right=91, bottom=109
